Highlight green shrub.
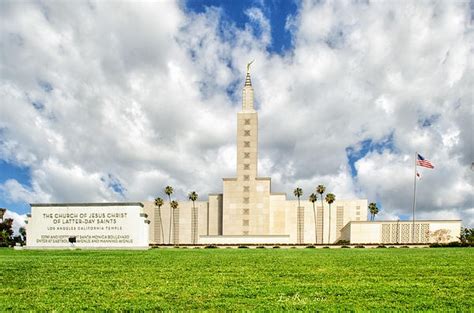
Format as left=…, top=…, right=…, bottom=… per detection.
left=204, top=245, right=218, bottom=249
left=430, top=242, right=470, bottom=248
left=272, top=246, right=280, bottom=249
left=238, top=245, right=249, bottom=249
left=354, top=245, right=365, bottom=248
left=341, top=245, right=350, bottom=248
left=377, top=245, right=387, bottom=248
left=336, top=240, right=350, bottom=245
left=256, top=246, right=265, bottom=249
left=459, top=227, right=474, bottom=244
left=305, top=245, right=315, bottom=249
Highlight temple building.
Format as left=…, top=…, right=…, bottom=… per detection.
left=137, top=66, right=460, bottom=245
left=25, top=66, right=461, bottom=248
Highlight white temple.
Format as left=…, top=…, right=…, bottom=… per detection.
left=25, top=66, right=461, bottom=248
left=138, top=66, right=460, bottom=245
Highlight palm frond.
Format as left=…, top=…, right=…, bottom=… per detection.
left=325, top=193, right=336, bottom=204
left=164, top=186, right=174, bottom=196
left=316, top=184, right=326, bottom=195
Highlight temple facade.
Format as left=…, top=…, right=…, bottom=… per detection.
left=25, top=67, right=462, bottom=248
left=140, top=67, right=370, bottom=245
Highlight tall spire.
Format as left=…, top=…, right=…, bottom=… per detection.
left=245, top=60, right=254, bottom=87
left=242, top=60, right=254, bottom=111
left=245, top=72, right=252, bottom=87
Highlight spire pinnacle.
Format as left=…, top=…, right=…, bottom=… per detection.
left=246, top=60, right=254, bottom=74
left=245, top=60, right=254, bottom=87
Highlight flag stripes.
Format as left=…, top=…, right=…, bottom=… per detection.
left=416, top=154, right=434, bottom=169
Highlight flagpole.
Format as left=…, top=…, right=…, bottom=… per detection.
left=412, top=152, right=417, bottom=243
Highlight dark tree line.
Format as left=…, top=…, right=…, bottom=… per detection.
left=0, top=208, right=26, bottom=247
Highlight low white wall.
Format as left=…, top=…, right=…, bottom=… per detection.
left=26, top=203, right=149, bottom=249
left=426, top=221, right=462, bottom=243
left=199, top=235, right=291, bottom=245
left=349, top=222, right=381, bottom=244
left=348, top=220, right=462, bottom=244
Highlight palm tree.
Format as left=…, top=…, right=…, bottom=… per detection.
left=368, top=202, right=379, bottom=221
left=170, top=200, right=179, bottom=245
left=325, top=193, right=336, bottom=244
left=188, top=191, right=198, bottom=244
left=154, top=197, right=165, bottom=243
left=316, top=185, right=326, bottom=243
left=293, top=187, right=303, bottom=207
left=309, top=193, right=318, bottom=244
left=188, top=191, right=198, bottom=206
left=0, top=208, right=6, bottom=222
left=293, top=187, right=303, bottom=243
left=164, top=186, right=174, bottom=244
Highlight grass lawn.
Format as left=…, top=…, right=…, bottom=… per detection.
left=1, top=248, right=473, bottom=311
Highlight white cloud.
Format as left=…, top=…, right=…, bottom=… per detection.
left=3, top=210, right=27, bottom=236
left=0, top=0, right=472, bottom=228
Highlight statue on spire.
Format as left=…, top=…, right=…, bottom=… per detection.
left=246, top=60, right=254, bottom=74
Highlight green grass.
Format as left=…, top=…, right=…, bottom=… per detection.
left=1, top=248, right=473, bottom=311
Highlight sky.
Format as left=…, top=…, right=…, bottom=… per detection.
left=0, top=0, right=473, bottom=233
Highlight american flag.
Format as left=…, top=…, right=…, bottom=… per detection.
left=417, top=154, right=434, bottom=169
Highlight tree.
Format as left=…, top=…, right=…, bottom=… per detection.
left=459, top=227, right=474, bottom=244
left=325, top=193, right=336, bottom=244
left=188, top=191, right=198, bottom=206
left=170, top=201, right=179, bottom=209
left=293, top=187, right=304, bottom=243
left=164, top=186, right=174, bottom=244
left=309, top=193, right=318, bottom=244
left=164, top=186, right=174, bottom=202
left=316, top=185, right=326, bottom=243
left=170, top=200, right=179, bottom=244
left=188, top=191, right=199, bottom=244
left=0, top=218, right=14, bottom=247
left=154, top=197, right=165, bottom=244
left=19, top=227, right=26, bottom=243
left=368, top=202, right=379, bottom=221
left=0, top=208, right=6, bottom=221
left=293, top=187, right=303, bottom=208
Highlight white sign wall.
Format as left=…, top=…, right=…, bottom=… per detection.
left=26, top=203, right=149, bottom=248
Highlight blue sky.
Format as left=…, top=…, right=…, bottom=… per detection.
left=0, top=0, right=472, bottom=227
left=0, top=161, right=31, bottom=213
left=183, top=0, right=298, bottom=54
